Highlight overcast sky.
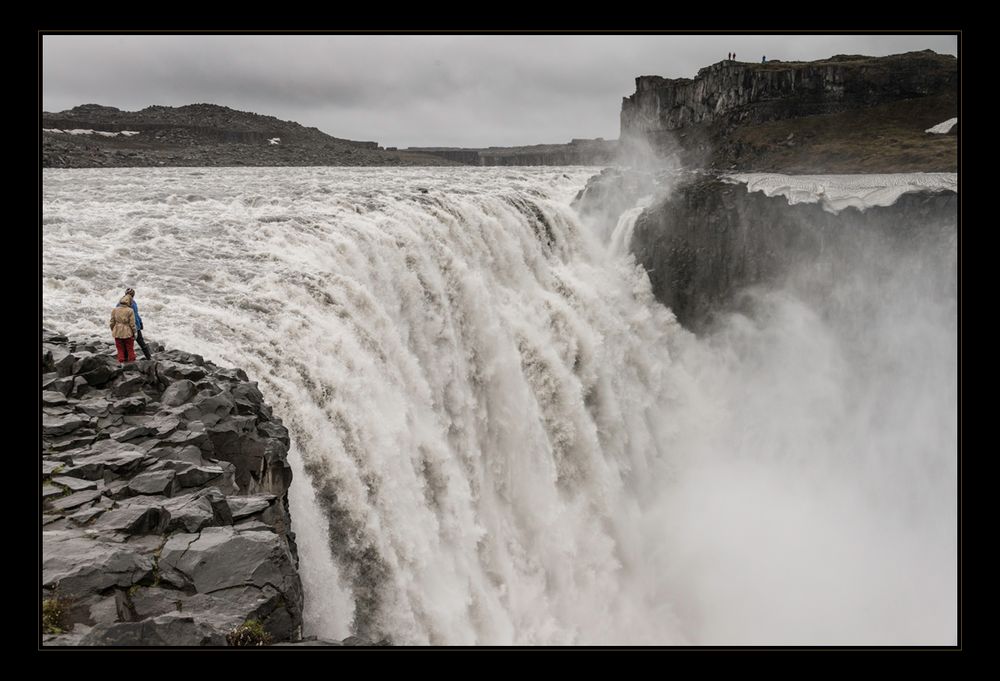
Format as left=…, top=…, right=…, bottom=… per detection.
left=42, top=34, right=958, bottom=148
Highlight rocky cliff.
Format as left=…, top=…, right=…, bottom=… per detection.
left=42, top=104, right=456, bottom=168
left=627, top=176, right=958, bottom=331
left=41, top=329, right=304, bottom=645
left=620, top=51, right=957, bottom=173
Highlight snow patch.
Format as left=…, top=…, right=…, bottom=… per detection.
left=44, top=129, right=141, bottom=137
left=268, top=138, right=281, bottom=145
left=925, top=118, right=957, bottom=134
left=723, top=173, right=957, bottom=214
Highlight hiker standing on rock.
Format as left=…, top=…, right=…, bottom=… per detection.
left=125, top=287, right=152, bottom=360
left=110, top=292, right=137, bottom=363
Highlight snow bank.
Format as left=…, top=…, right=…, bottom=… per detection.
left=723, top=173, right=957, bottom=214
left=925, top=118, right=958, bottom=134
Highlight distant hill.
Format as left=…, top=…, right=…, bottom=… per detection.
left=42, top=103, right=456, bottom=168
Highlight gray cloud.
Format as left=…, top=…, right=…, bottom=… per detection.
left=43, top=34, right=958, bottom=148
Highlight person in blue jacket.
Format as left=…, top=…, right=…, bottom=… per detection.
left=125, top=287, right=152, bottom=360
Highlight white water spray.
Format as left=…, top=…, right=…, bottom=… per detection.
left=42, top=166, right=956, bottom=645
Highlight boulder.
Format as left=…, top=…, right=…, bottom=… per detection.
left=160, top=379, right=197, bottom=407
left=95, top=503, right=170, bottom=535
left=110, top=396, right=148, bottom=414
left=127, top=469, right=177, bottom=496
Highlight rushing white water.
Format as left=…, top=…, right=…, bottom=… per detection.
left=42, top=166, right=957, bottom=645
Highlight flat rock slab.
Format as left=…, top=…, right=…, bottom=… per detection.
left=42, top=483, right=63, bottom=498
left=79, top=614, right=225, bottom=646
left=43, top=414, right=90, bottom=437
left=112, top=425, right=156, bottom=442
left=227, top=495, right=275, bottom=520
left=49, top=489, right=103, bottom=512
left=176, top=465, right=224, bottom=488
left=160, top=526, right=290, bottom=594
left=51, top=476, right=98, bottom=492
left=43, top=390, right=69, bottom=406
left=42, top=460, right=65, bottom=475
left=42, top=530, right=153, bottom=596
left=128, top=469, right=176, bottom=496
left=95, top=504, right=170, bottom=535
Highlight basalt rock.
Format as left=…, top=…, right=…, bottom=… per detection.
left=41, top=330, right=303, bottom=646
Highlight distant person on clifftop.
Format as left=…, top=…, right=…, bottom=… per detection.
left=125, top=287, right=152, bottom=360
left=110, top=293, right=137, bottom=363
left=762, top=55, right=767, bottom=63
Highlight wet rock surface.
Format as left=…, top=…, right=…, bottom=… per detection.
left=41, top=330, right=304, bottom=646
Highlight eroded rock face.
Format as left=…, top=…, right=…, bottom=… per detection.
left=619, top=51, right=958, bottom=173
left=629, top=176, right=958, bottom=331
left=621, top=51, right=957, bottom=138
left=41, top=330, right=302, bottom=646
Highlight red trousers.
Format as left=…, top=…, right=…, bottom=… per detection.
left=115, top=337, right=136, bottom=363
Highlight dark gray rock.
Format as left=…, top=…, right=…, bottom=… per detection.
left=162, top=363, right=207, bottom=382
left=234, top=519, right=273, bottom=533
left=111, top=375, right=145, bottom=398
left=42, top=460, right=65, bottom=475
left=159, top=526, right=296, bottom=594
left=161, top=379, right=197, bottom=407
left=157, top=494, right=214, bottom=533
left=79, top=613, right=227, bottom=646
left=152, top=444, right=207, bottom=466
left=228, top=495, right=275, bottom=520
left=74, top=354, right=122, bottom=386
left=69, top=375, right=90, bottom=397
left=127, top=469, right=177, bottom=496
left=111, top=395, right=148, bottom=414
left=44, top=375, right=75, bottom=396
left=48, top=432, right=101, bottom=452
left=127, top=586, right=183, bottom=620
left=75, top=398, right=111, bottom=418
left=43, top=414, right=89, bottom=437
left=67, top=448, right=148, bottom=479
left=43, top=530, right=154, bottom=596
left=161, top=428, right=210, bottom=450
left=175, top=465, right=225, bottom=488
left=96, top=503, right=170, bottom=535
left=42, top=330, right=301, bottom=645
left=49, top=489, right=103, bottom=512
left=112, top=425, right=156, bottom=442
left=51, top=476, right=98, bottom=492
left=43, top=390, right=69, bottom=406
left=67, top=506, right=106, bottom=526
left=55, top=352, right=79, bottom=377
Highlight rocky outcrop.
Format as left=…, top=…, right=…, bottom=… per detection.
left=620, top=51, right=958, bottom=173
left=628, top=175, right=958, bottom=331
left=41, top=330, right=302, bottom=646
left=42, top=103, right=456, bottom=168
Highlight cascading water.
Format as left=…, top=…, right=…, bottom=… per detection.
left=42, top=166, right=957, bottom=645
